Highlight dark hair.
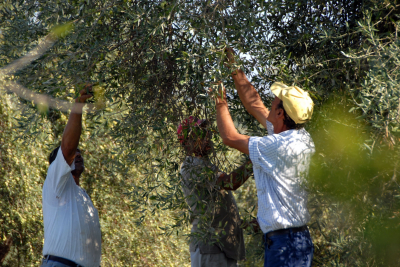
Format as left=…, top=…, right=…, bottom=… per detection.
left=277, top=100, right=304, bottom=130
left=182, top=120, right=213, bottom=157
left=49, top=146, right=60, bottom=165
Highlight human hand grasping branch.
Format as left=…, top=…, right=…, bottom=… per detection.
left=224, top=47, right=235, bottom=65
left=62, top=83, right=93, bottom=165
left=224, top=47, right=239, bottom=74
left=209, top=82, right=227, bottom=106
left=75, top=84, right=93, bottom=103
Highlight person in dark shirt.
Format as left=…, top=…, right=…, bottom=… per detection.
left=178, top=116, right=255, bottom=267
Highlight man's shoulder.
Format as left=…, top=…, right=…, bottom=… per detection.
left=48, top=147, right=72, bottom=170
left=295, top=128, right=314, bottom=147
left=283, top=128, right=313, bottom=141
left=249, top=133, right=278, bottom=147
left=44, top=147, right=74, bottom=192
left=248, top=135, right=279, bottom=165
left=282, top=129, right=315, bottom=154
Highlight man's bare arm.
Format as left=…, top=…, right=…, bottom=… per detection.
left=215, top=85, right=250, bottom=155
left=61, top=86, right=92, bottom=165
left=226, top=49, right=269, bottom=129
left=217, top=160, right=253, bottom=191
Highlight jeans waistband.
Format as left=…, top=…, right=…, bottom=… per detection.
left=43, top=255, right=82, bottom=267
left=264, top=225, right=308, bottom=239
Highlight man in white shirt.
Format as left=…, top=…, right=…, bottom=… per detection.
left=41, top=87, right=101, bottom=267
left=214, top=50, right=315, bottom=267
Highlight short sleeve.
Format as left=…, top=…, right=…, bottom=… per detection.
left=266, top=120, right=274, bottom=135
left=248, top=135, right=278, bottom=172
left=44, top=147, right=74, bottom=199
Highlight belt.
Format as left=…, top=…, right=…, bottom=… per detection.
left=43, top=255, right=82, bottom=267
left=266, top=225, right=308, bottom=239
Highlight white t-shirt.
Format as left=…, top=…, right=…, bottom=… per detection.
left=248, top=121, right=315, bottom=234
left=42, top=147, right=101, bottom=267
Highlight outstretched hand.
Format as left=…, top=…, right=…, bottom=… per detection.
left=224, top=47, right=235, bottom=66
left=209, top=83, right=227, bottom=106
left=75, top=84, right=93, bottom=103
left=62, top=84, right=92, bottom=166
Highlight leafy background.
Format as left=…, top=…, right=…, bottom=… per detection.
left=0, top=0, right=399, bottom=266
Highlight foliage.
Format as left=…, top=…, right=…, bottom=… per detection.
left=1, top=0, right=400, bottom=266
left=0, top=94, right=45, bottom=265
left=346, top=12, right=400, bottom=146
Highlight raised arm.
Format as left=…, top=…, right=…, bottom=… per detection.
left=215, top=84, right=250, bottom=154
left=217, top=160, right=253, bottom=191
left=226, top=49, right=270, bottom=129
left=61, top=86, right=92, bottom=165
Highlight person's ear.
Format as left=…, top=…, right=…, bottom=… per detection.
left=276, top=108, right=284, bottom=118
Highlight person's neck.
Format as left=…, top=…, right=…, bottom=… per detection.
left=72, top=174, right=80, bottom=186
left=273, top=121, right=290, bottom=134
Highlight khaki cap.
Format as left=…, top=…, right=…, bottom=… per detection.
left=270, top=82, right=314, bottom=124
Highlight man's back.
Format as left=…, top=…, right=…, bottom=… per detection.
left=249, top=121, right=315, bottom=233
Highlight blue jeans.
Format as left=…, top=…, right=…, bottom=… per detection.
left=264, top=228, right=314, bottom=267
